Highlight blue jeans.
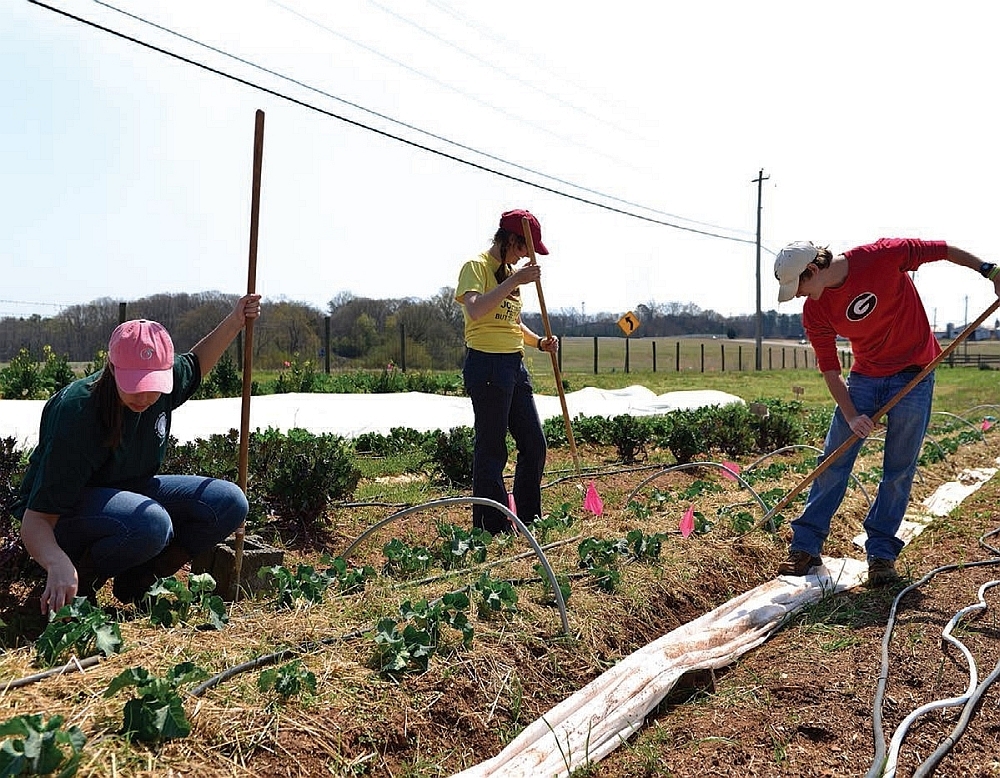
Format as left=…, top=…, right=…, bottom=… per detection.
left=463, top=349, right=547, bottom=534
left=53, top=475, right=248, bottom=580
left=789, top=369, right=934, bottom=562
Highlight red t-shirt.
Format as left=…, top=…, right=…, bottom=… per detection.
left=803, top=238, right=947, bottom=377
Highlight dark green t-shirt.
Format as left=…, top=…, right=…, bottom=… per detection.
left=13, top=353, right=201, bottom=519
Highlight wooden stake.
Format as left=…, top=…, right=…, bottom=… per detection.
left=521, top=216, right=581, bottom=472
left=232, top=109, right=265, bottom=597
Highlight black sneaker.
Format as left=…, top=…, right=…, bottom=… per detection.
left=867, top=558, right=900, bottom=587
left=776, top=549, right=822, bottom=576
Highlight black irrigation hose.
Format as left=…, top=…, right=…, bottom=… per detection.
left=1, top=655, right=102, bottom=691
left=189, top=627, right=368, bottom=698
left=865, top=555, right=1000, bottom=778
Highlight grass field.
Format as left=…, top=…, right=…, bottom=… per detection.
left=11, top=335, right=1000, bottom=418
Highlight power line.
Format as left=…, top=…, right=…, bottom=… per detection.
left=0, top=299, right=65, bottom=309
left=267, top=0, right=642, bottom=174
left=365, top=0, right=648, bottom=147
left=90, top=0, right=753, bottom=239
left=27, top=0, right=758, bottom=246
left=425, top=0, right=645, bottom=125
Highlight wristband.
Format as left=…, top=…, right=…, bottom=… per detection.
left=990, top=266, right=1000, bottom=282
left=537, top=338, right=545, bottom=351
left=979, top=262, right=997, bottom=279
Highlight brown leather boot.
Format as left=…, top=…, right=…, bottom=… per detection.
left=112, top=542, right=192, bottom=606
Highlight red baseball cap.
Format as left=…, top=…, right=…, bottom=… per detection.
left=499, top=209, right=549, bottom=255
left=108, top=319, right=174, bottom=394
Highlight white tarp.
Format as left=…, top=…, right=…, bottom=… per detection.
left=0, top=386, right=743, bottom=449
left=453, top=558, right=868, bottom=778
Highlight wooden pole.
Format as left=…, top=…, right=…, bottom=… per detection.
left=754, top=296, right=1000, bottom=532
left=521, top=217, right=580, bottom=472
left=232, top=109, right=265, bottom=597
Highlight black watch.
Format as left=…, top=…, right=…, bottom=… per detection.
left=979, top=262, right=996, bottom=279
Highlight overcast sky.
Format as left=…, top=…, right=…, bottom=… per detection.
left=3, top=0, right=999, bottom=329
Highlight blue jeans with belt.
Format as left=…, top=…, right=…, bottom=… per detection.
left=789, top=369, right=934, bottom=562
left=53, top=475, right=248, bottom=580
left=463, top=349, right=547, bottom=534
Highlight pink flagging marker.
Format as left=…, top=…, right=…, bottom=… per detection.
left=680, top=505, right=696, bottom=538
left=583, top=481, right=604, bottom=516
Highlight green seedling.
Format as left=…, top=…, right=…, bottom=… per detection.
left=35, top=598, right=123, bottom=667
left=103, top=662, right=208, bottom=743
left=146, top=573, right=227, bottom=629
left=259, top=563, right=334, bottom=608
left=0, top=713, right=86, bottom=777
left=258, top=660, right=317, bottom=701
left=473, top=573, right=518, bottom=619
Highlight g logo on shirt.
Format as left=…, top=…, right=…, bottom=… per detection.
left=846, top=293, right=877, bottom=322
left=155, top=412, right=168, bottom=443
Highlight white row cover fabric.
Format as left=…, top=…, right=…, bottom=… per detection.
left=453, top=557, right=868, bottom=778
left=458, top=463, right=996, bottom=778
left=0, top=386, right=743, bottom=449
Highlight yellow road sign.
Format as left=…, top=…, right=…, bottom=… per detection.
left=617, top=311, right=640, bottom=336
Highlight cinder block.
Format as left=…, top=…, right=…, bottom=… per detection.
left=191, top=535, right=284, bottom=601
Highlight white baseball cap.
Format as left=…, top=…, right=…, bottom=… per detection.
left=774, top=241, right=820, bottom=303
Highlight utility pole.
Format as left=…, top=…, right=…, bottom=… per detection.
left=752, top=168, right=769, bottom=370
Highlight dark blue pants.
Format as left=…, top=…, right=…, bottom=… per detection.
left=53, top=475, right=248, bottom=580
left=463, top=349, right=547, bottom=534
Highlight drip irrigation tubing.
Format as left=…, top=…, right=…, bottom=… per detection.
left=189, top=627, right=368, bottom=698
left=866, top=537, right=1000, bottom=777
left=1, top=655, right=102, bottom=692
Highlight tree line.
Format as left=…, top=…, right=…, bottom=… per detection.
left=0, top=290, right=802, bottom=371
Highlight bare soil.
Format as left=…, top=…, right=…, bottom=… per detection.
left=2, top=436, right=1000, bottom=778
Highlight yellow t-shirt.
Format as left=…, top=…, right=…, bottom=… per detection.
left=455, top=252, right=524, bottom=353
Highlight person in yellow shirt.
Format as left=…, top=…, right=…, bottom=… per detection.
left=454, top=209, right=557, bottom=534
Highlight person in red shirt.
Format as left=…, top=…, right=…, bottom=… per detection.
left=773, top=238, right=1000, bottom=586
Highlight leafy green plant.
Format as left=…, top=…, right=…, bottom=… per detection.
left=372, top=593, right=474, bottom=677
left=473, top=573, right=518, bottom=619
left=571, top=415, right=612, bottom=445
left=606, top=414, right=651, bottom=464
left=353, top=427, right=430, bottom=458
left=656, top=414, right=704, bottom=464
left=534, top=563, right=572, bottom=604
left=193, top=352, right=241, bottom=399
left=258, top=660, right=317, bottom=701
left=436, top=522, right=492, bottom=569
left=252, top=427, right=361, bottom=517
left=260, top=564, right=334, bottom=608
left=323, top=555, right=376, bottom=594
left=424, top=426, right=475, bottom=487
left=272, top=353, right=321, bottom=394
left=146, top=574, right=227, bottom=630
left=578, top=537, right=629, bottom=592
left=0, top=348, right=45, bottom=400
left=678, top=479, right=722, bottom=500
left=0, top=713, right=86, bottom=777
left=624, top=529, right=668, bottom=562
left=530, top=504, right=575, bottom=543
left=35, top=599, right=123, bottom=667
left=541, top=415, right=568, bottom=447
left=626, top=500, right=651, bottom=520
left=38, top=346, right=76, bottom=396
left=382, top=538, right=433, bottom=577
left=103, top=663, right=208, bottom=743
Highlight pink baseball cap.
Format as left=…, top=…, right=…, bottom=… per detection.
left=499, top=209, right=549, bottom=255
left=108, top=319, right=174, bottom=394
